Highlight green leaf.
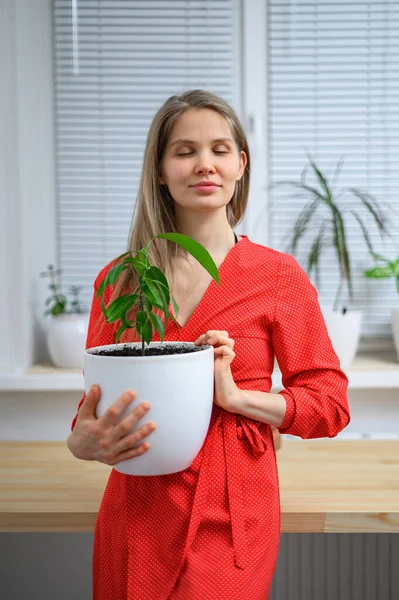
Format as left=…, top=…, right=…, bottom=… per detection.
left=100, top=295, right=107, bottom=319
left=149, top=312, right=165, bottom=342
left=154, top=280, right=171, bottom=326
left=144, top=296, right=153, bottom=312
left=350, top=211, right=375, bottom=256
left=350, top=189, right=387, bottom=232
left=146, top=266, right=169, bottom=290
left=141, top=266, right=171, bottom=314
left=307, top=222, right=329, bottom=290
left=127, top=251, right=151, bottom=276
left=271, top=181, right=327, bottom=204
left=115, top=323, right=127, bottom=344
left=169, top=312, right=181, bottom=327
left=364, top=265, right=394, bottom=279
left=335, top=210, right=352, bottom=298
left=371, top=253, right=391, bottom=264
left=96, top=262, right=126, bottom=298
left=306, top=152, right=333, bottom=204
left=105, top=294, right=138, bottom=323
left=114, top=250, right=134, bottom=263
left=141, top=279, right=167, bottom=311
left=136, top=311, right=152, bottom=344
left=171, top=296, right=179, bottom=317
left=51, top=301, right=66, bottom=316
left=121, top=311, right=134, bottom=330
left=143, top=266, right=170, bottom=303
left=156, top=233, right=220, bottom=285
left=288, top=199, right=319, bottom=254
left=331, top=157, right=345, bottom=190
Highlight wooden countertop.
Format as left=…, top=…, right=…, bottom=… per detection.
left=1, top=440, right=398, bottom=533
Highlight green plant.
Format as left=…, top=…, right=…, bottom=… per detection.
left=364, top=253, right=399, bottom=294
left=271, top=153, right=390, bottom=311
left=97, top=233, right=220, bottom=355
left=41, top=264, right=85, bottom=316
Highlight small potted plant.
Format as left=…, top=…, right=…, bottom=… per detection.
left=364, top=253, right=399, bottom=361
left=41, top=265, right=89, bottom=368
left=271, top=154, right=390, bottom=368
left=83, top=232, right=220, bottom=476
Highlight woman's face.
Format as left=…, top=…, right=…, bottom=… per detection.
left=160, top=108, right=247, bottom=214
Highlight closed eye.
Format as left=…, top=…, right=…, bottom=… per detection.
left=176, top=150, right=229, bottom=156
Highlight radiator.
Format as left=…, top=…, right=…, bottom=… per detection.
left=270, top=533, right=399, bottom=600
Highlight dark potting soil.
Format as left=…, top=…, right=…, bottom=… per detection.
left=93, top=343, right=208, bottom=357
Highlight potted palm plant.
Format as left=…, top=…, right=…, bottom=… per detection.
left=364, top=253, right=399, bottom=361
left=272, top=154, right=389, bottom=368
left=41, top=265, right=89, bottom=368
left=83, top=232, right=220, bottom=476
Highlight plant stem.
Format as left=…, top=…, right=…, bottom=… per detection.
left=139, top=289, right=145, bottom=356
left=333, top=276, right=345, bottom=312
left=49, top=267, right=60, bottom=305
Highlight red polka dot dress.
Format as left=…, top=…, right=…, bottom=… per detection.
left=71, top=235, right=350, bottom=600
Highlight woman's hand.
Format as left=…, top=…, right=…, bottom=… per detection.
left=194, top=330, right=239, bottom=412
left=67, top=385, right=156, bottom=465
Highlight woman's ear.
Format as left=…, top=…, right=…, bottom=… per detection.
left=236, top=151, right=248, bottom=181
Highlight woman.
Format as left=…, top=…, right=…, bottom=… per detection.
left=67, top=89, right=350, bottom=599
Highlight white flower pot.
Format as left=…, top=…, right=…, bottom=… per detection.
left=392, top=307, right=399, bottom=362
left=83, top=342, right=215, bottom=476
left=321, top=308, right=362, bottom=369
left=47, top=313, right=89, bottom=368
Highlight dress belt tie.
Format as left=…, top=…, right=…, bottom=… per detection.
left=223, top=411, right=269, bottom=569
left=178, top=409, right=269, bottom=572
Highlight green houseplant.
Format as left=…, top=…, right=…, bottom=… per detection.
left=364, top=253, right=399, bottom=361
left=40, top=264, right=89, bottom=368
left=364, top=253, right=399, bottom=294
left=96, top=232, right=219, bottom=355
left=84, top=232, right=221, bottom=476
left=271, top=154, right=390, bottom=367
left=41, top=264, right=86, bottom=315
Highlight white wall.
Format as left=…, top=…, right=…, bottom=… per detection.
left=0, top=0, right=57, bottom=373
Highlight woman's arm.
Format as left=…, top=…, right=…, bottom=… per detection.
left=229, top=389, right=287, bottom=428
left=267, top=253, right=350, bottom=439
left=227, top=254, right=350, bottom=439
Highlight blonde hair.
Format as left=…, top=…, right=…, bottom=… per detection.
left=94, top=89, right=251, bottom=342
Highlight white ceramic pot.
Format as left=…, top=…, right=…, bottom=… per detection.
left=391, top=307, right=399, bottom=362
left=321, top=308, right=362, bottom=369
left=83, top=342, right=215, bottom=476
left=47, top=313, right=89, bottom=368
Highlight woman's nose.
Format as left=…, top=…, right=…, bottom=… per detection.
left=194, top=159, right=216, bottom=175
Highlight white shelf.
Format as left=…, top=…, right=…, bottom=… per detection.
left=274, top=352, right=399, bottom=390
left=0, top=353, right=398, bottom=391
left=0, top=364, right=83, bottom=391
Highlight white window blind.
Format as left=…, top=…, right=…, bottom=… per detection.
left=53, top=0, right=237, bottom=312
left=267, top=0, right=399, bottom=338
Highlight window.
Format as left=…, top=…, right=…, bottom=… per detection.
left=53, top=0, right=241, bottom=312
left=53, top=0, right=398, bottom=341
left=267, top=0, right=399, bottom=339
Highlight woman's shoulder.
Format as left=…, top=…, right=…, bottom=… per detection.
left=242, top=236, right=301, bottom=272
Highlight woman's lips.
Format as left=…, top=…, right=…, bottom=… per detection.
left=192, top=184, right=220, bottom=193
